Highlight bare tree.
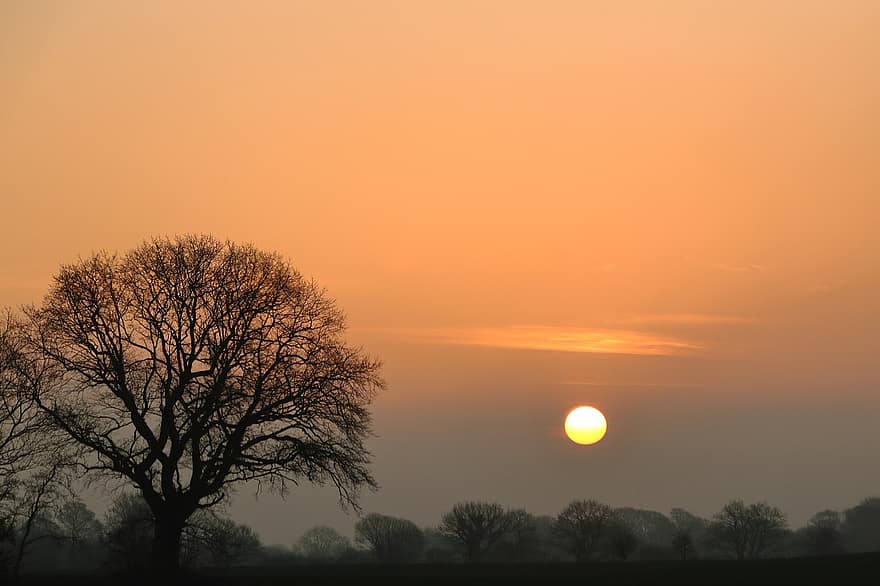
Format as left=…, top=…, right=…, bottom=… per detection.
left=354, top=513, right=424, bottom=563
left=21, top=235, right=384, bottom=573
left=439, top=501, right=513, bottom=562
left=10, top=464, right=63, bottom=579
left=670, top=508, right=708, bottom=561
left=555, top=500, right=613, bottom=562
left=296, top=525, right=351, bottom=561
left=711, top=500, right=787, bottom=560
left=803, top=510, right=843, bottom=556
left=504, top=509, right=537, bottom=561
left=103, top=493, right=154, bottom=571
left=191, top=514, right=260, bottom=567
left=56, top=498, right=102, bottom=550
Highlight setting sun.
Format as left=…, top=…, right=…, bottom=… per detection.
left=564, top=406, right=608, bottom=446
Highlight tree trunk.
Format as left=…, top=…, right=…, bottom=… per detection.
left=151, top=511, right=185, bottom=576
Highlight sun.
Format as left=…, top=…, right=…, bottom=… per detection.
left=564, top=406, right=608, bottom=445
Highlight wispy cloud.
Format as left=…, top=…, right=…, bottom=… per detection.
left=393, top=325, right=700, bottom=356
left=715, top=263, right=768, bottom=273
left=624, top=313, right=756, bottom=326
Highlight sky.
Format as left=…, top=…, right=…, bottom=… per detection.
left=1, top=1, right=879, bottom=545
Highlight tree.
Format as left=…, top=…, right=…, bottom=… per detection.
left=606, top=517, right=639, bottom=560
left=555, top=500, right=613, bottom=561
left=103, top=493, right=154, bottom=571
left=803, top=510, right=843, bottom=556
left=354, top=513, right=424, bottom=563
left=711, top=500, right=787, bottom=560
left=21, top=235, right=384, bottom=574
left=190, top=514, right=260, bottom=567
left=56, top=498, right=102, bottom=550
left=503, top=509, right=538, bottom=561
left=296, top=525, right=351, bottom=561
left=670, top=508, right=708, bottom=561
left=439, top=501, right=513, bottom=562
left=841, top=498, right=880, bottom=553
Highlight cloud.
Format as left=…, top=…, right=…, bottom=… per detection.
left=715, top=263, right=768, bottom=273
left=624, top=313, right=756, bottom=326
left=393, top=325, right=701, bottom=356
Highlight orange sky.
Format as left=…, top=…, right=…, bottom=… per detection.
left=2, top=1, right=879, bottom=543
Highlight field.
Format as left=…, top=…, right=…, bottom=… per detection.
left=18, top=554, right=880, bottom=586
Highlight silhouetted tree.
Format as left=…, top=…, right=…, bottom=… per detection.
left=555, top=500, right=613, bottom=561
left=801, top=510, right=844, bottom=556
left=104, top=493, right=154, bottom=571
left=439, top=501, right=513, bottom=562
left=296, top=525, right=351, bottom=561
left=711, top=500, right=787, bottom=560
left=502, top=509, right=538, bottom=561
left=191, top=514, right=260, bottom=567
left=354, top=513, right=424, bottom=563
left=21, top=235, right=384, bottom=574
left=10, top=464, right=63, bottom=579
left=56, top=498, right=102, bottom=550
left=670, top=508, right=709, bottom=560
left=841, top=498, right=880, bottom=553
left=606, top=519, right=639, bottom=560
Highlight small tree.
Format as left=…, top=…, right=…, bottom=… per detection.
left=297, top=526, right=351, bottom=561
left=355, top=513, right=423, bottom=563
left=503, top=509, right=537, bottom=561
left=56, top=498, right=103, bottom=550
left=803, top=510, right=843, bottom=556
left=439, top=501, right=513, bottom=562
left=670, top=508, right=708, bottom=561
left=555, top=499, right=613, bottom=561
left=606, top=518, right=639, bottom=560
left=711, top=500, right=787, bottom=560
left=192, top=514, right=260, bottom=567
left=104, top=493, right=155, bottom=571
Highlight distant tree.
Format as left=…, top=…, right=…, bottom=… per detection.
left=606, top=519, right=639, bottom=560
left=297, top=526, right=351, bottom=561
left=0, top=313, right=52, bottom=482
left=191, top=514, right=260, bottom=567
left=555, top=500, right=613, bottom=561
left=104, top=493, right=154, bottom=571
left=802, top=510, right=843, bottom=556
left=670, top=508, right=709, bottom=561
left=841, top=498, right=880, bottom=553
left=439, top=501, right=513, bottom=562
left=56, top=498, right=102, bottom=550
left=503, top=509, right=538, bottom=561
left=21, top=235, right=384, bottom=574
left=9, top=464, right=64, bottom=578
left=711, top=500, right=787, bottom=560
left=354, top=513, right=423, bottom=563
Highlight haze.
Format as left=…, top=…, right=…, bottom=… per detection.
left=1, top=1, right=878, bottom=545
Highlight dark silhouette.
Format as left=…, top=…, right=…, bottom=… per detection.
left=354, top=513, right=424, bottom=563
left=710, top=500, right=787, bottom=560
left=296, top=525, right=352, bottom=561
left=802, top=510, right=844, bottom=556
left=555, top=499, right=613, bottom=562
left=842, top=498, right=880, bottom=553
left=19, top=235, right=384, bottom=574
left=670, top=508, right=709, bottom=560
left=191, top=514, right=261, bottom=568
left=439, top=501, right=513, bottom=562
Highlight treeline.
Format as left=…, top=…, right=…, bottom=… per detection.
left=5, top=491, right=880, bottom=576
left=287, top=498, right=880, bottom=564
